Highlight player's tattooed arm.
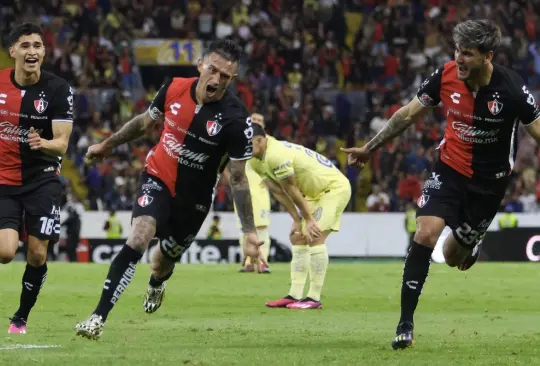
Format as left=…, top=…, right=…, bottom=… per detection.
left=366, top=97, right=431, bottom=152
left=103, top=110, right=159, bottom=149
left=229, top=160, right=257, bottom=233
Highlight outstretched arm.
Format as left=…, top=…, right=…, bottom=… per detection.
left=102, top=110, right=159, bottom=149
left=366, top=97, right=432, bottom=152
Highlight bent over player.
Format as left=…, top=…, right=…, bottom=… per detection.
left=0, top=23, right=74, bottom=334
left=342, top=19, right=540, bottom=349
left=76, top=39, right=264, bottom=339
left=250, top=125, right=351, bottom=309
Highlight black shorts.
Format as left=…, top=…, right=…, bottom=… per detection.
left=0, top=179, right=62, bottom=242
left=416, top=161, right=509, bottom=248
left=132, top=172, right=211, bottom=261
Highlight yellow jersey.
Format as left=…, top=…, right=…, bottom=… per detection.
left=250, top=136, right=348, bottom=199
left=234, top=162, right=271, bottom=228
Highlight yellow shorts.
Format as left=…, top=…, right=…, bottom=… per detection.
left=303, top=183, right=351, bottom=233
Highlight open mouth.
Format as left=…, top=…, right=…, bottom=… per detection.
left=457, top=65, right=468, bottom=74
left=25, top=58, right=38, bottom=66
left=206, top=84, right=218, bottom=95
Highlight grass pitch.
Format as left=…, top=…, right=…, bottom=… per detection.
left=1, top=262, right=540, bottom=365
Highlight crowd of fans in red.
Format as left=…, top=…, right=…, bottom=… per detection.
left=2, top=0, right=540, bottom=213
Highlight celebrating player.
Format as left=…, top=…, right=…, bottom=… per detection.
left=249, top=125, right=351, bottom=309
left=228, top=113, right=271, bottom=273
left=0, top=23, right=74, bottom=334
left=76, top=39, right=264, bottom=339
left=342, top=19, right=540, bottom=349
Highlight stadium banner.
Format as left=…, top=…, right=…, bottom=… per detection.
left=132, top=39, right=202, bottom=66
left=61, top=212, right=540, bottom=259
left=480, top=228, right=540, bottom=262
left=86, top=238, right=292, bottom=264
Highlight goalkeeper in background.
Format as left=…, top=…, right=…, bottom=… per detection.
left=224, top=113, right=271, bottom=273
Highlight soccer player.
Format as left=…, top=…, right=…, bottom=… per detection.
left=228, top=113, right=271, bottom=273
left=76, top=39, right=264, bottom=339
left=342, top=19, right=540, bottom=349
left=0, top=23, right=74, bottom=334
left=249, top=125, right=351, bottom=309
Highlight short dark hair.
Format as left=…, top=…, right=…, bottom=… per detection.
left=452, top=19, right=501, bottom=53
left=252, top=123, right=266, bottom=137
left=9, top=23, right=43, bottom=46
left=203, top=38, right=243, bottom=63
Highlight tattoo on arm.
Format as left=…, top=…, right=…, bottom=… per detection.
left=366, top=107, right=413, bottom=152
left=229, top=160, right=256, bottom=233
left=104, top=111, right=155, bottom=149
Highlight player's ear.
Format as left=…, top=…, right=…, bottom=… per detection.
left=8, top=47, right=14, bottom=58
left=485, top=50, right=494, bottom=64
left=197, top=58, right=204, bottom=74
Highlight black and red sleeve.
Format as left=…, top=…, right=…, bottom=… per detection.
left=416, top=66, right=443, bottom=107
left=148, top=79, right=173, bottom=120
left=51, top=82, right=74, bottom=122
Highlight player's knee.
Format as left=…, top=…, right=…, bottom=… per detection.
left=126, top=216, right=157, bottom=254
left=0, top=251, right=15, bottom=264
left=26, top=248, right=47, bottom=266
left=413, top=227, right=439, bottom=248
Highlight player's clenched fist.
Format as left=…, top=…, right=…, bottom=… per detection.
left=28, top=127, right=43, bottom=150
left=85, top=142, right=113, bottom=163
left=340, top=146, right=370, bottom=169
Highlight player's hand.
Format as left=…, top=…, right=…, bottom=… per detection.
left=305, top=218, right=322, bottom=244
left=85, top=142, right=113, bottom=164
left=28, top=127, right=43, bottom=150
left=242, top=232, right=266, bottom=272
left=290, top=220, right=302, bottom=237
left=340, top=146, right=371, bottom=169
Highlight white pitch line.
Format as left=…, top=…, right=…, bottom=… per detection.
left=0, top=344, right=61, bottom=350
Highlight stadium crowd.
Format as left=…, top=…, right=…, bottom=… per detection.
left=2, top=0, right=540, bottom=213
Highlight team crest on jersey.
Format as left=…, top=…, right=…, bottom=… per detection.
left=206, top=120, right=222, bottom=136
left=138, top=194, right=153, bottom=207
left=34, top=98, right=48, bottom=114
left=487, top=99, right=503, bottom=115
left=417, top=194, right=430, bottom=208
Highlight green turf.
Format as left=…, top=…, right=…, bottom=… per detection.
left=1, top=262, right=540, bottom=365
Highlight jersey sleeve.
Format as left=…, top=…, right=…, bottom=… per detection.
left=416, top=66, right=443, bottom=107
left=148, top=79, right=172, bottom=120
left=265, top=147, right=294, bottom=180
left=225, top=104, right=253, bottom=161
left=51, top=82, right=74, bottom=122
left=514, top=82, right=540, bottom=126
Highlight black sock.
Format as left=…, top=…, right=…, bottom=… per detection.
left=94, top=245, right=142, bottom=321
left=399, top=241, right=433, bottom=326
left=15, top=263, right=48, bottom=320
left=149, top=268, right=174, bottom=287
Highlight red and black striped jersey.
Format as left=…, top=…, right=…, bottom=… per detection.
left=145, top=77, right=252, bottom=199
left=0, top=68, right=73, bottom=193
left=417, top=61, right=540, bottom=180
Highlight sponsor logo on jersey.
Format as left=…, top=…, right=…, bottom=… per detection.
left=34, top=98, right=48, bottom=114
left=417, top=194, right=430, bottom=208
left=206, top=120, right=222, bottom=136
left=162, top=133, right=210, bottom=170
left=0, top=121, right=43, bottom=143
left=452, top=121, right=499, bottom=144
left=487, top=99, right=503, bottom=115
left=138, top=194, right=153, bottom=207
